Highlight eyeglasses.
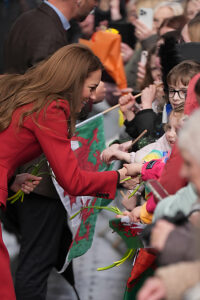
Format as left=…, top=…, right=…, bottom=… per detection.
left=168, top=89, right=187, bottom=99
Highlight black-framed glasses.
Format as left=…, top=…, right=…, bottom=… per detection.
left=168, top=89, right=187, bottom=99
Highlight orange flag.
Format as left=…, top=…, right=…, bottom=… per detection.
left=79, top=30, right=127, bottom=90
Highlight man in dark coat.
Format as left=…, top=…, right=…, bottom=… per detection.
left=5, top=0, right=96, bottom=73
left=3, top=1, right=97, bottom=300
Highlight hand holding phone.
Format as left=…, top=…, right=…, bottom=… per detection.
left=133, top=8, right=155, bottom=41
left=138, top=8, right=153, bottom=30
left=140, top=50, right=148, bottom=66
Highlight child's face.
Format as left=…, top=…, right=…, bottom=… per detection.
left=168, top=82, right=187, bottom=110
left=165, top=116, right=180, bottom=147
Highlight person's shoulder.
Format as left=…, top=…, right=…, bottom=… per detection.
left=12, top=3, right=57, bottom=29
left=43, top=99, right=70, bottom=118
left=15, top=99, right=69, bottom=123
left=47, top=99, right=69, bottom=110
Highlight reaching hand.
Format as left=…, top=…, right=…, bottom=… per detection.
left=133, top=19, right=156, bottom=41
left=121, top=42, right=134, bottom=64
left=119, top=93, right=136, bottom=121
left=118, top=140, right=133, bottom=152
left=129, top=206, right=142, bottom=222
left=124, top=162, right=142, bottom=177
left=117, top=167, right=128, bottom=182
left=101, top=144, right=120, bottom=164
left=117, top=205, right=141, bottom=222
left=101, top=147, right=127, bottom=164
left=11, top=173, right=42, bottom=194
left=137, top=277, right=166, bottom=300
left=141, top=84, right=157, bottom=110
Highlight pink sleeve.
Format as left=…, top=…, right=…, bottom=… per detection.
left=159, top=144, right=187, bottom=194
left=141, top=159, right=165, bottom=181
left=141, top=159, right=165, bottom=213
left=146, top=193, right=157, bottom=213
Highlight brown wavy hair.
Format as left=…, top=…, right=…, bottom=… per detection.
left=167, top=60, right=200, bottom=87
left=0, top=44, right=103, bottom=135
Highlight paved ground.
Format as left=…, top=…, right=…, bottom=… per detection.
left=3, top=100, right=133, bottom=300
left=46, top=209, right=132, bottom=300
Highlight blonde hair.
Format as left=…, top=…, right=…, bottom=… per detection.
left=164, top=109, right=185, bottom=131
left=154, top=1, right=184, bottom=16
left=0, top=44, right=102, bottom=135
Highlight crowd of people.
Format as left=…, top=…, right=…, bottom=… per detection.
left=1, top=0, right=200, bottom=300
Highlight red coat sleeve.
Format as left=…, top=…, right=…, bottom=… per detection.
left=141, top=159, right=165, bottom=213
left=141, top=159, right=165, bottom=181
left=26, top=100, right=118, bottom=199
left=144, top=145, right=187, bottom=213
left=159, top=144, right=187, bottom=194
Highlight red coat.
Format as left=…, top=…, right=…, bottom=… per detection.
left=0, top=99, right=118, bottom=207
left=0, top=99, right=118, bottom=299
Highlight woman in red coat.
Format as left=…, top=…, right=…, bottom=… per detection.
left=0, top=44, right=125, bottom=300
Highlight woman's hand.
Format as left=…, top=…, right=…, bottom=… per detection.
left=119, top=93, right=136, bottom=121
left=10, top=173, right=42, bottom=194
left=141, top=84, right=157, bottom=110
left=117, top=167, right=127, bottom=182
left=133, top=19, right=156, bottom=41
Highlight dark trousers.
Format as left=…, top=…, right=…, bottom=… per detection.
left=2, top=193, right=74, bottom=300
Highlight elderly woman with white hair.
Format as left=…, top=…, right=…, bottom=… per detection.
left=153, top=1, right=184, bottom=31
left=137, top=89, right=200, bottom=299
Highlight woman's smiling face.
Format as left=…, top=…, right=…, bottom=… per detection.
left=80, top=69, right=102, bottom=112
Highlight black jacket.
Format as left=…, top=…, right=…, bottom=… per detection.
left=4, top=2, right=68, bottom=74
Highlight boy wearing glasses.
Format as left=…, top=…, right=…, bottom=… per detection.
left=166, top=60, right=200, bottom=112
left=119, top=60, right=200, bottom=223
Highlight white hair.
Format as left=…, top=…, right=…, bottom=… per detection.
left=154, top=1, right=184, bottom=16
left=178, top=108, right=200, bottom=163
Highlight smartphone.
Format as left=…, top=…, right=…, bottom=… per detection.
left=138, top=7, right=153, bottom=30
left=140, top=50, right=148, bottom=66
left=145, top=179, right=169, bottom=203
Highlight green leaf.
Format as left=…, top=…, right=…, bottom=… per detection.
left=70, top=205, right=123, bottom=220
left=97, top=249, right=135, bottom=271
left=128, top=182, right=144, bottom=198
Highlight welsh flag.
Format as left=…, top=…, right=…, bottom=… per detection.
left=52, top=114, right=114, bottom=272
left=109, top=219, right=156, bottom=300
